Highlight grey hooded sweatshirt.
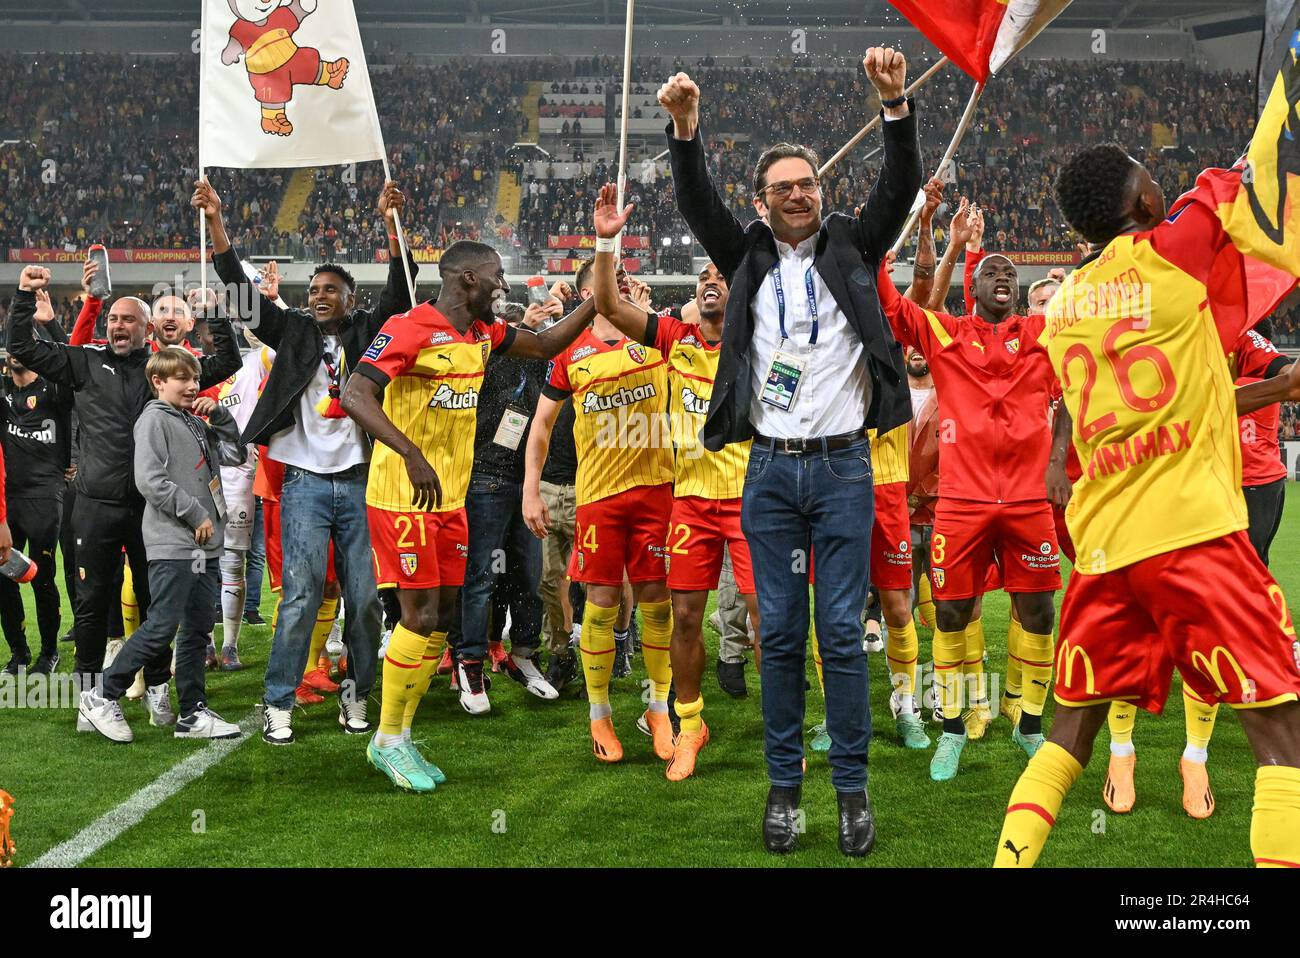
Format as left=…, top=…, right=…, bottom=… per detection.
left=133, top=399, right=247, bottom=561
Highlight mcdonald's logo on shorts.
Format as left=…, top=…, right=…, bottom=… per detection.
left=1056, top=640, right=1096, bottom=695
left=1190, top=646, right=1250, bottom=697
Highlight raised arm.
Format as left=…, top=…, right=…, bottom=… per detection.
left=962, top=208, right=986, bottom=314
left=588, top=183, right=653, bottom=343
left=507, top=296, right=596, bottom=360
left=905, top=177, right=942, bottom=305
left=190, top=287, right=242, bottom=389
left=928, top=196, right=972, bottom=310
left=192, top=176, right=291, bottom=349
left=69, top=258, right=103, bottom=346
left=522, top=394, right=563, bottom=539
left=855, top=47, right=922, bottom=262
left=7, top=269, right=87, bottom=389
left=659, top=73, right=746, bottom=281
left=368, top=180, right=420, bottom=333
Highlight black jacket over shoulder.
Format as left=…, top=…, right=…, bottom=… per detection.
left=213, top=247, right=417, bottom=448
left=666, top=104, right=922, bottom=452
left=6, top=288, right=241, bottom=504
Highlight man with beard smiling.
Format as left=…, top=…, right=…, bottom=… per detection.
left=7, top=266, right=240, bottom=718
left=877, top=253, right=1061, bottom=783
left=194, top=175, right=416, bottom=746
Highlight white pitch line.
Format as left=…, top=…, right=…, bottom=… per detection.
left=30, top=708, right=261, bottom=868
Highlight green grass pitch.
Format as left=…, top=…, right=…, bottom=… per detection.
left=2, top=488, right=1297, bottom=867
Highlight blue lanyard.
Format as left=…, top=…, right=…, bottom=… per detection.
left=771, top=263, right=819, bottom=345
left=510, top=371, right=528, bottom=404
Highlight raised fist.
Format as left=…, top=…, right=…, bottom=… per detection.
left=19, top=266, right=51, bottom=292
left=657, top=72, right=700, bottom=137
left=864, top=46, right=906, bottom=101
left=191, top=178, right=223, bottom=219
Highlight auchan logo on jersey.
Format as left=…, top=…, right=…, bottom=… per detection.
left=582, top=383, right=658, bottom=414
left=428, top=384, right=479, bottom=410
left=1085, top=420, right=1192, bottom=480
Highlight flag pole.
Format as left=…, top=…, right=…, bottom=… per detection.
left=818, top=56, right=948, bottom=178
left=198, top=0, right=207, bottom=296
left=890, top=80, right=984, bottom=255
left=614, top=0, right=635, bottom=260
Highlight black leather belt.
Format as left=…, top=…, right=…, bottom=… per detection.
left=753, top=430, right=867, bottom=455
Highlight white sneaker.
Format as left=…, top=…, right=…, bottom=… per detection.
left=79, top=689, right=134, bottom=743
left=103, top=638, right=125, bottom=669
left=863, top=626, right=884, bottom=653
left=145, top=683, right=177, bottom=727
left=76, top=711, right=93, bottom=732
left=326, top=620, right=346, bottom=659
left=376, top=628, right=392, bottom=662
left=457, top=660, right=491, bottom=715
left=175, top=706, right=241, bottom=739
left=261, top=704, right=295, bottom=745
left=337, top=679, right=372, bottom=734
left=504, top=652, right=559, bottom=700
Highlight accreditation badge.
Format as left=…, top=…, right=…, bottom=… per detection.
left=760, top=348, right=807, bottom=412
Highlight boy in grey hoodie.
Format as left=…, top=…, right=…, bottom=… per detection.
left=80, top=347, right=248, bottom=742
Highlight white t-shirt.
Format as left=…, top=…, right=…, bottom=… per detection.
left=910, top=384, right=935, bottom=420
left=268, top=335, right=367, bottom=473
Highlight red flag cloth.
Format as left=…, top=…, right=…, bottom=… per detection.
left=887, top=0, right=1004, bottom=81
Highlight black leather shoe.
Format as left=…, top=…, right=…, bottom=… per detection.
left=763, top=785, right=801, bottom=853
left=837, top=789, right=877, bottom=857
left=716, top=658, right=747, bottom=698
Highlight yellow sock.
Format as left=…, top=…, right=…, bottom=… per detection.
left=964, top=616, right=987, bottom=707
left=933, top=628, right=966, bottom=721
left=379, top=623, right=427, bottom=736
left=674, top=694, right=703, bottom=733
left=403, top=630, right=447, bottom=731
left=305, top=596, right=339, bottom=678
left=1005, top=618, right=1024, bottom=698
left=1108, top=701, right=1136, bottom=748
left=639, top=599, right=673, bottom=705
left=916, top=575, right=935, bottom=628
left=993, top=741, right=1083, bottom=867
left=121, top=566, right=139, bottom=636
left=810, top=627, right=825, bottom=694
left=580, top=602, right=619, bottom=711
left=1252, top=765, right=1300, bottom=867
left=885, top=619, right=919, bottom=701
left=261, top=105, right=281, bottom=118
left=1019, top=629, right=1055, bottom=719
left=1183, top=686, right=1219, bottom=753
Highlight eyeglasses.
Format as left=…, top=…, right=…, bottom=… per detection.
left=757, top=177, right=820, bottom=201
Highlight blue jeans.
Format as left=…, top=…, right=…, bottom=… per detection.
left=741, top=436, right=874, bottom=792
left=263, top=464, right=380, bottom=711
left=244, top=498, right=265, bottom=615
left=456, top=474, right=543, bottom=660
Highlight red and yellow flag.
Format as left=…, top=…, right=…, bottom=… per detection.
left=887, top=0, right=1072, bottom=81
left=1216, top=11, right=1300, bottom=276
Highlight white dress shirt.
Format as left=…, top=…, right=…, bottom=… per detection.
left=748, top=234, right=871, bottom=439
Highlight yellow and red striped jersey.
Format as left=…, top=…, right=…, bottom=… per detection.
left=356, top=303, right=514, bottom=513
left=1044, top=195, right=1267, bottom=575
left=869, top=424, right=909, bottom=486
left=544, top=327, right=672, bottom=505
left=649, top=310, right=748, bottom=501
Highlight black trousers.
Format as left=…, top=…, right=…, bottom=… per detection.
left=71, top=495, right=154, bottom=677
left=103, top=560, right=218, bottom=714
left=1244, top=478, right=1287, bottom=567
left=0, top=495, right=63, bottom=659
left=59, top=485, right=77, bottom=614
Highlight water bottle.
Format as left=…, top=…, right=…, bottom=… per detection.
left=526, top=275, right=549, bottom=307
left=87, top=244, right=112, bottom=299
left=0, top=549, right=37, bottom=584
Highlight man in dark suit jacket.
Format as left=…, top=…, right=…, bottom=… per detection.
left=659, top=47, right=921, bottom=858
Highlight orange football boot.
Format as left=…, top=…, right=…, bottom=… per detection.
left=1180, top=759, right=1216, bottom=819
left=1103, top=752, right=1136, bottom=813
left=324, top=58, right=350, bottom=89
left=590, top=716, right=623, bottom=763
left=666, top=722, right=710, bottom=781
left=642, top=709, right=674, bottom=759
left=300, top=667, right=339, bottom=694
